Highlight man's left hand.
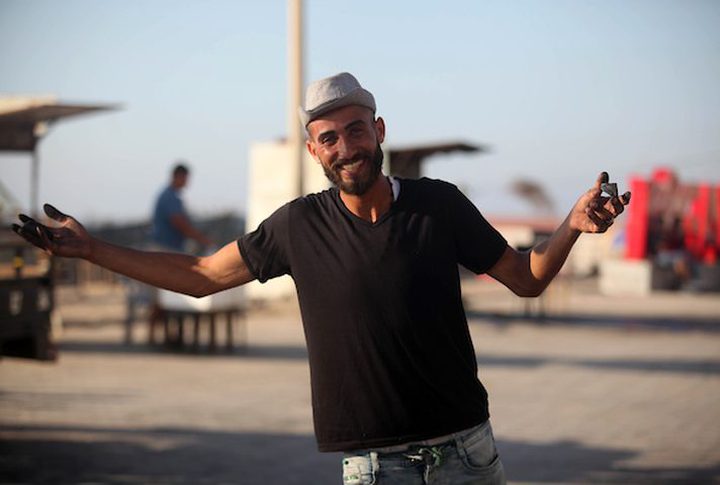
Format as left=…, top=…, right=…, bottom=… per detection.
left=570, top=172, right=631, bottom=234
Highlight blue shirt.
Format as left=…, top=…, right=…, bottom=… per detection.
left=151, top=186, right=186, bottom=251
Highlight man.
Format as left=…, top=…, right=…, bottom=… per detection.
left=13, top=72, right=630, bottom=484
left=151, top=162, right=213, bottom=252
left=136, top=162, right=214, bottom=342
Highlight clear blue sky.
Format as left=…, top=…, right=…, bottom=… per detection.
left=1, top=0, right=719, bottom=224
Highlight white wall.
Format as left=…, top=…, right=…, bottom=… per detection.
left=245, top=141, right=329, bottom=302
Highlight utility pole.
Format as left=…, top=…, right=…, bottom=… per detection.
left=288, top=0, right=304, bottom=197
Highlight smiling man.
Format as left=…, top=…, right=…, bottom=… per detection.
left=13, top=72, right=630, bottom=485
left=309, top=107, right=385, bottom=196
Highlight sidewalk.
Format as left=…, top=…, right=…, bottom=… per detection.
left=1, top=278, right=719, bottom=484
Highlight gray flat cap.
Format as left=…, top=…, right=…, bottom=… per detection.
left=299, top=72, right=376, bottom=127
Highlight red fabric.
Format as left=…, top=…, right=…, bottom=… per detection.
left=626, top=177, right=649, bottom=260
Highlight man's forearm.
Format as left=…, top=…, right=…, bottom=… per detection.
left=528, top=214, right=581, bottom=291
left=87, top=238, right=221, bottom=297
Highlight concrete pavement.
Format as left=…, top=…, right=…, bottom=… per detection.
left=1, top=277, right=719, bottom=484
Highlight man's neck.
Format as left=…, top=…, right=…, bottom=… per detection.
left=339, top=174, right=392, bottom=223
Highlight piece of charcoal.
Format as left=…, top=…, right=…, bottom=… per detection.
left=601, top=182, right=618, bottom=197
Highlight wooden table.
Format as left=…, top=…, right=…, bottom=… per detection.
left=149, top=307, right=247, bottom=353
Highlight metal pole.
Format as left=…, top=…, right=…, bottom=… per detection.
left=30, top=122, right=48, bottom=218
left=31, top=149, right=39, bottom=218
left=288, top=0, right=304, bottom=197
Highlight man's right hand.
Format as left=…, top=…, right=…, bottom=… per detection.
left=12, top=204, right=93, bottom=259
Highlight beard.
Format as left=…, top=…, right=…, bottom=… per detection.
left=322, top=143, right=384, bottom=196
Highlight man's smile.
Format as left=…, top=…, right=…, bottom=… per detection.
left=336, top=158, right=367, bottom=176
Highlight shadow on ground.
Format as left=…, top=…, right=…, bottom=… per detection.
left=475, top=354, right=720, bottom=375
left=1, top=424, right=717, bottom=484
left=55, top=340, right=720, bottom=376
left=497, top=439, right=720, bottom=484
left=466, top=310, right=720, bottom=333
left=57, top=340, right=311, bottom=361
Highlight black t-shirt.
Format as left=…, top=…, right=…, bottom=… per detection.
left=237, top=177, right=507, bottom=452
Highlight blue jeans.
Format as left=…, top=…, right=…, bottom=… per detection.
left=341, top=420, right=506, bottom=484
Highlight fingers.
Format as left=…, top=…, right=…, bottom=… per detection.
left=605, top=190, right=632, bottom=217
left=584, top=206, right=613, bottom=232
left=608, top=196, right=625, bottom=216
left=44, top=203, right=69, bottom=223
left=584, top=207, right=605, bottom=228
left=586, top=191, right=632, bottom=233
left=594, top=171, right=609, bottom=191
left=13, top=214, right=55, bottom=250
left=12, top=220, right=49, bottom=250
left=36, top=222, right=55, bottom=249
left=11, top=205, right=74, bottom=254
left=10, top=223, right=25, bottom=240
left=586, top=194, right=617, bottom=233
left=578, top=174, right=631, bottom=234
left=584, top=207, right=615, bottom=232
left=589, top=196, right=615, bottom=219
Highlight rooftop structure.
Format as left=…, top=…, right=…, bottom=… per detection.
left=0, top=95, right=117, bottom=215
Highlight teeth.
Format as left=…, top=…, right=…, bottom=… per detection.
left=340, top=160, right=363, bottom=171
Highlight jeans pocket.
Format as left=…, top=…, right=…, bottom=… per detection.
left=459, top=423, right=501, bottom=472
left=343, top=455, right=377, bottom=485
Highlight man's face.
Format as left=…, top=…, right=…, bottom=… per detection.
left=173, top=172, right=189, bottom=190
left=306, top=105, right=385, bottom=196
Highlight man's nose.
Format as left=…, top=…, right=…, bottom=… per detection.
left=335, top=136, right=354, bottom=159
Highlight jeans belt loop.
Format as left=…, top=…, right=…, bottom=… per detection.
left=370, top=451, right=380, bottom=474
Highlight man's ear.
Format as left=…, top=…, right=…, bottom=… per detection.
left=374, top=116, right=386, bottom=144
left=306, top=139, right=320, bottom=163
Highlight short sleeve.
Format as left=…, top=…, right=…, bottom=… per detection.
left=237, top=203, right=292, bottom=283
left=167, top=194, right=184, bottom=216
left=447, top=184, right=507, bottom=274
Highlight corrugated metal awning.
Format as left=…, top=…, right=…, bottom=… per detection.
left=0, top=96, right=118, bottom=215
left=0, top=97, right=116, bottom=151
left=388, top=141, right=488, bottom=179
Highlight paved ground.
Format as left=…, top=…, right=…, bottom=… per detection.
left=1, top=276, right=719, bottom=484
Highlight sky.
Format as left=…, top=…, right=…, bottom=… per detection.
left=1, top=0, right=719, bottom=225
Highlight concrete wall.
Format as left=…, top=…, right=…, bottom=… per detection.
left=599, top=259, right=653, bottom=295
left=245, top=141, right=329, bottom=302
left=494, top=221, right=624, bottom=279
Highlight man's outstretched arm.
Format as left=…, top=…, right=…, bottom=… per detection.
left=12, top=204, right=254, bottom=297
left=488, top=172, right=631, bottom=297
